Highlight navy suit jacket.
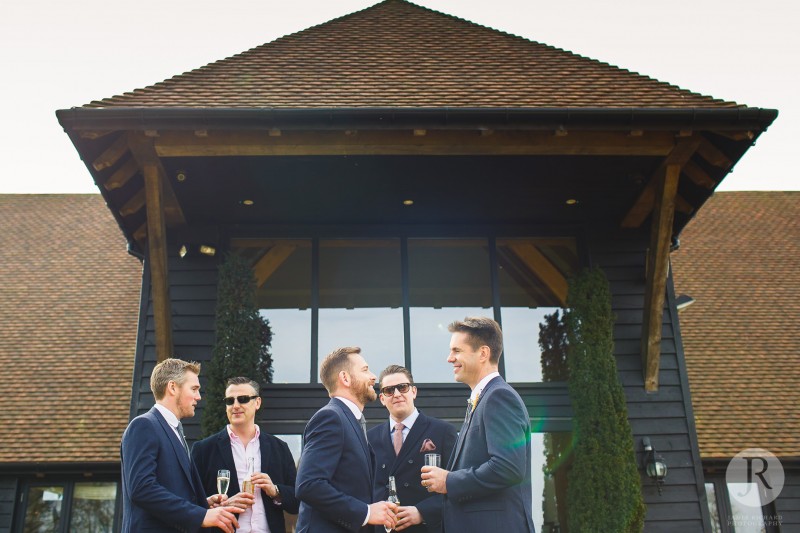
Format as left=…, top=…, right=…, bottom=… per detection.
left=191, top=427, right=300, bottom=533
left=121, top=406, right=208, bottom=533
left=368, top=411, right=457, bottom=533
left=295, top=398, right=376, bottom=532
left=443, top=377, right=535, bottom=533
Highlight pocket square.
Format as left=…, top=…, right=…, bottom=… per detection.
left=420, top=439, right=437, bottom=452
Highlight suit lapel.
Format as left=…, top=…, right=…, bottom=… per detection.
left=215, top=429, right=239, bottom=494
left=448, top=377, right=503, bottom=469
left=331, top=399, right=374, bottom=487
left=151, top=407, right=193, bottom=483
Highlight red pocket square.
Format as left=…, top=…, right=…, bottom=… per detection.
left=420, top=439, right=437, bottom=452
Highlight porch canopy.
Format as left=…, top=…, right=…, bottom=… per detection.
left=57, top=0, right=776, bottom=390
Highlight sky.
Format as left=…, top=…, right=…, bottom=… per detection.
left=1, top=0, right=797, bottom=193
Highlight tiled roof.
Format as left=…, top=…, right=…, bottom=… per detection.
left=0, top=195, right=141, bottom=464
left=672, top=191, right=800, bottom=459
left=87, top=0, right=739, bottom=110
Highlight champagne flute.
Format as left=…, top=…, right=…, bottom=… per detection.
left=217, top=469, right=231, bottom=497
left=385, top=476, right=399, bottom=532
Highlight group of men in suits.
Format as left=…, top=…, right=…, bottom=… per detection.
left=120, top=316, right=535, bottom=533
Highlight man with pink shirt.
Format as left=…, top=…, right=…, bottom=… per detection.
left=192, top=376, right=299, bottom=532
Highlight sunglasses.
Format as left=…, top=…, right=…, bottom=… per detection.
left=379, top=383, right=412, bottom=396
left=224, top=395, right=259, bottom=406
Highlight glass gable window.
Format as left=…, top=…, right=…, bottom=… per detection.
left=318, top=239, right=404, bottom=376
left=240, top=235, right=577, bottom=384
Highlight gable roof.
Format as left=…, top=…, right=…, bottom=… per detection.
left=672, top=191, right=800, bottom=459
left=86, top=0, right=739, bottom=110
left=0, top=195, right=141, bottom=466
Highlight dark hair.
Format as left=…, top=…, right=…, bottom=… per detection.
left=378, top=364, right=414, bottom=386
left=448, top=316, right=504, bottom=364
left=320, top=346, right=361, bottom=394
left=226, top=376, right=260, bottom=396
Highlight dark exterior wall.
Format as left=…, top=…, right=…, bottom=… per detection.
left=775, top=468, right=800, bottom=529
left=0, top=477, right=16, bottom=533
left=129, top=249, right=221, bottom=446
left=589, top=232, right=711, bottom=532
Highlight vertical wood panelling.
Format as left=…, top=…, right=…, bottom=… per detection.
left=589, top=233, right=710, bottom=532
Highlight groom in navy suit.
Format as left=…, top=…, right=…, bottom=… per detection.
left=421, top=318, right=535, bottom=533
left=295, top=346, right=398, bottom=532
left=120, top=357, right=242, bottom=533
left=368, top=365, right=457, bottom=532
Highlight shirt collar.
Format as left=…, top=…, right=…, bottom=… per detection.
left=390, top=408, right=419, bottom=431
left=226, top=424, right=261, bottom=442
left=471, top=372, right=500, bottom=402
left=333, top=396, right=363, bottom=420
left=154, top=403, right=180, bottom=428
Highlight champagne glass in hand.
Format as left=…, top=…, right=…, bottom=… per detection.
left=385, top=476, right=399, bottom=532
left=217, top=469, right=231, bottom=496
left=424, top=454, right=441, bottom=468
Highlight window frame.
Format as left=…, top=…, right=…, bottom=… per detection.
left=15, top=477, right=120, bottom=533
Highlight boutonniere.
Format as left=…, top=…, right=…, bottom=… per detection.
left=420, top=439, right=437, bottom=453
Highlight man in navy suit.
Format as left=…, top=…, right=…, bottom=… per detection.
left=192, top=376, right=300, bottom=533
left=295, top=346, right=398, bottom=532
left=121, top=358, right=242, bottom=532
left=368, top=365, right=457, bottom=532
left=421, top=318, right=535, bottom=533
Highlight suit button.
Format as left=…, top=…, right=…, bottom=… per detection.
left=404, top=482, right=409, bottom=488
left=382, top=464, right=386, bottom=469
left=408, top=459, right=413, bottom=464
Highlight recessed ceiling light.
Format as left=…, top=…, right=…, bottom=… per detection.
left=566, top=198, right=578, bottom=205
left=403, top=199, right=414, bottom=206
left=241, top=199, right=255, bottom=206
left=176, top=170, right=187, bottom=182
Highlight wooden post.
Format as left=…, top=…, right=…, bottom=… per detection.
left=641, top=164, right=680, bottom=391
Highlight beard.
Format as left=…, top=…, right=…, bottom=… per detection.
left=353, top=376, right=377, bottom=405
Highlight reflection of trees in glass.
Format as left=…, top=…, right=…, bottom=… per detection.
left=23, top=486, right=62, bottom=533
left=71, top=482, right=116, bottom=532
left=539, top=314, right=572, bottom=532
left=705, top=483, right=722, bottom=533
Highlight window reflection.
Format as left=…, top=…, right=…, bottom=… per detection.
left=533, top=432, right=573, bottom=533
left=727, top=483, right=767, bottom=533
left=241, top=239, right=312, bottom=383
left=705, top=483, right=723, bottom=533
left=409, top=239, right=492, bottom=382
left=70, top=482, right=117, bottom=532
left=497, top=238, right=577, bottom=383
left=318, top=240, right=404, bottom=377
left=24, top=485, right=63, bottom=533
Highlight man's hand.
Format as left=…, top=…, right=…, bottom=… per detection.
left=251, top=471, right=280, bottom=499
left=202, top=506, right=242, bottom=533
left=367, top=501, right=399, bottom=529
left=420, top=465, right=448, bottom=494
left=394, top=505, right=423, bottom=530
left=219, top=491, right=256, bottom=510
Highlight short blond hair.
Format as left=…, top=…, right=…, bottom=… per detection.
left=150, top=358, right=201, bottom=400
left=319, top=347, right=360, bottom=394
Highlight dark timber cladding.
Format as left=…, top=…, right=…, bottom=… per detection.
left=0, top=477, right=15, bottom=532
left=589, top=233, right=709, bottom=531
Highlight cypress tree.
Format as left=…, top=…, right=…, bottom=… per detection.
left=565, top=267, right=645, bottom=532
left=201, top=253, right=273, bottom=437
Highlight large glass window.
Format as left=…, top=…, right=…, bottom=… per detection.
left=705, top=476, right=779, bottom=533
left=22, top=480, right=118, bottom=533
left=23, top=485, right=63, bottom=533
left=533, top=431, right=573, bottom=532
left=241, top=235, right=577, bottom=384
left=409, top=239, right=492, bottom=382
left=244, top=239, right=312, bottom=383
left=318, top=240, right=404, bottom=378
left=69, top=482, right=117, bottom=532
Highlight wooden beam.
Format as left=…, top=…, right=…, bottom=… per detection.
left=505, top=242, right=568, bottom=306
left=641, top=164, right=680, bottom=391
left=143, top=160, right=173, bottom=362
left=79, top=130, right=115, bottom=140
left=92, top=135, right=129, bottom=171
left=713, top=130, right=754, bottom=142
left=127, top=132, right=186, bottom=227
left=120, top=189, right=146, bottom=216
left=104, top=157, right=139, bottom=191
left=621, top=135, right=703, bottom=228
left=153, top=130, right=677, bottom=157
left=682, top=160, right=716, bottom=189
left=696, top=137, right=732, bottom=169
left=675, top=194, right=694, bottom=215
left=253, top=244, right=297, bottom=287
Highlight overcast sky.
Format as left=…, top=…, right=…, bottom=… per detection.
left=1, top=0, right=797, bottom=193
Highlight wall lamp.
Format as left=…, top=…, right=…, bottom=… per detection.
left=675, top=294, right=696, bottom=311
left=642, top=437, right=668, bottom=494
left=178, top=243, right=217, bottom=259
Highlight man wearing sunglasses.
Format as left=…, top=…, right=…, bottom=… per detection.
left=367, top=365, right=457, bottom=532
left=191, top=376, right=299, bottom=533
